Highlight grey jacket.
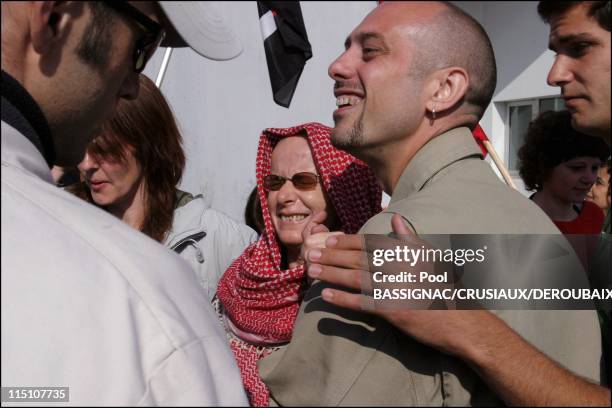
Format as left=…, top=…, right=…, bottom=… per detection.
left=163, top=191, right=257, bottom=301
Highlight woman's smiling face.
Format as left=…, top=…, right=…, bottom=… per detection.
left=267, top=136, right=331, bottom=250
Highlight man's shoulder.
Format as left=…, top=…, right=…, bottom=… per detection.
left=2, top=168, right=246, bottom=404
left=2, top=167, right=219, bottom=343
left=2, top=165, right=181, bottom=267
left=371, top=159, right=559, bottom=235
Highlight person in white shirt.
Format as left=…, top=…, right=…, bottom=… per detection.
left=2, top=2, right=247, bottom=405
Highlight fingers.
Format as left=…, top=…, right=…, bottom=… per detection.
left=324, top=234, right=365, bottom=251
left=321, top=288, right=370, bottom=312
left=308, top=263, right=363, bottom=290
left=391, top=215, right=430, bottom=248
left=307, top=247, right=367, bottom=270
left=311, top=223, right=330, bottom=235
left=303, top=231, right=342, bottom=251
left=302, top=231, right=346, bottom=269
left=302, top=211, right=327, bottom=240
left=391, top=213, right=414, bottom=237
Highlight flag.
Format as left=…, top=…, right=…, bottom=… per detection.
left=258, top=1, right=312, bottom=108
left=472, top=124, right=517, bottom=188
left=472, top=124, right=489, bottom=157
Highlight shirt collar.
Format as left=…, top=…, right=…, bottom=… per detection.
left=1, top=70, right=55, bottom=167
left=390, top=127, right=483, bottom=204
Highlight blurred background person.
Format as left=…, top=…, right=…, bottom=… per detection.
left=215, top=123, right=382, bottom=406
left=519, top=110, right=609, bottom=234
left=586, top=159, right=611, bottom=218
left=71, top=75, right=256, bottom=300
left=244, top=185, right=265, bottom=236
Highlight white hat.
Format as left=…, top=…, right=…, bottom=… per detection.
left=158, top=1, right=242, bottom=61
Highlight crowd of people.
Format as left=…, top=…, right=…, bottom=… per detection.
left=1, top=1, right=610, bottom=406
left=70, top=74, right=256, bottom=301
left=518, top=110, right=608, bottom=234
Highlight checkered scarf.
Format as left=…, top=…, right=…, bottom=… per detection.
left=216, top=122, right=382, bottom=406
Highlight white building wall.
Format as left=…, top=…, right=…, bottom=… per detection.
left=144, top=1, right=557, bottom=220
left=144, top=1, right=377, bottom=220
left=454, top=1, right=561, bottom=195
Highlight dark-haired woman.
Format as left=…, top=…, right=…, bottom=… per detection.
left=518, top=110, right=609, bottom=234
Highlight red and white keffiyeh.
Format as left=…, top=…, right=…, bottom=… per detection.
left=217, top=122, right=382, bottom=406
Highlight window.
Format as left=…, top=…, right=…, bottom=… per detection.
left=539, top=97, right=566, bottom=113
left=506, top=96, right=565, bottom=172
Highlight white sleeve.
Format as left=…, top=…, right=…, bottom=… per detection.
left=138, top=337, right=248, bottom=406
left=216, top=217, right=258, bottom=270
left=201, top=210, right=258, bottom=300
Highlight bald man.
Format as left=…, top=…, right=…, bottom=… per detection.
left=258, top=2, right=604, bottom=405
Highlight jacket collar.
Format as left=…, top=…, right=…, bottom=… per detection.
left=163, top=190, right=208, bottom=247
left=1, top=70, right=55, bottom=167
left=2, top=121, right=54, bottom=184
left=390, top=127, right=483, bottom=204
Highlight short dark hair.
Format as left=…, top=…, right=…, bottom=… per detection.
left=538, top=1, right=611, bottom=31
left=76, top=2, right=116, bottom=66
left=413, top=2, right=497, bottom=120
left=518, top=110, right=609, bottom=191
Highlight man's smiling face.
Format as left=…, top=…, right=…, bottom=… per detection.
left=327, top=2, right=433, bottom=159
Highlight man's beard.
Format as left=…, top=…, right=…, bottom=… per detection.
left=332, top=112, right=364, bottom=153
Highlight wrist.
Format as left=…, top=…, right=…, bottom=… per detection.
left=453, top=311, right=507, bottom=371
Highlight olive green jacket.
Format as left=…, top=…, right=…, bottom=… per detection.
left=259, top=128, right=602, bottom=406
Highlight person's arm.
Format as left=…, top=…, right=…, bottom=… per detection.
left=140, top=337, right=248, bottom=406
left=463, top=312, right=609, bottom=406
left=305, top=214, right=610, bottom=407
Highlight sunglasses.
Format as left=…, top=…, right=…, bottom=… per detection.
left=263, top=172, right=320, bottom=191
left=104, top=1, right=166, bottom=73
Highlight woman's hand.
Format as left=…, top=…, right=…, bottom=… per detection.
left=299, top=211, right=344, bottom=270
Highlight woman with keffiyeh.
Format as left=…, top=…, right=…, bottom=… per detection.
left=215, top=123, right=382, bottom=406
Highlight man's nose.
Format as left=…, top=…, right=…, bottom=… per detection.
left=547, top=55, right=573, bottom=88
left=584, top=169, right=598, bottom=185
left=329, top=49, right=356, bottom=82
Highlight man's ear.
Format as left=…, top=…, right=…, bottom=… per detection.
left=30, top=1, right=74, bottom=55
left=425, top=67, right=469, bottom=115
